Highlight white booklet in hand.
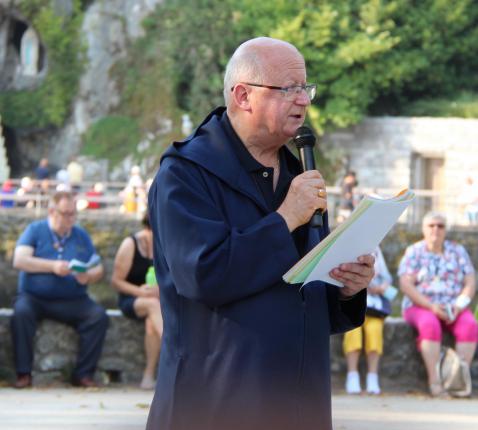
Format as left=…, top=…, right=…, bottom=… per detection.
left=69, top=254, right=101, bottom=273
left=283, top=189, right=415, bottom=287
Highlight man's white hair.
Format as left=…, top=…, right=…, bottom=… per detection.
left=223, top=37, right=303, bottom=106
left=223, top=47, right=264, bottom=105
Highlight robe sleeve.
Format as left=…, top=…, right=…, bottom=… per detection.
left=326, top=285, right=367, bottom=335
left=150, top=157, right=301, bottom=307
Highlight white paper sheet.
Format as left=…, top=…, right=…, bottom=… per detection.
left=283, top=190, right=414, bottom=287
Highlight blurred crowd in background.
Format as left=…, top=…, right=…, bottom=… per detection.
left=0, top=157, right=152, bottom=218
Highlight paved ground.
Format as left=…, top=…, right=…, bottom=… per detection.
left=0, top=387, right=477, bottom=430
left=333, top=393, right=478, bottom=430
left=0, top=387, right=152, bottom=430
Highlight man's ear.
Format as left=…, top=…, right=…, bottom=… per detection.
left=231, top=84, right=251, bottom=111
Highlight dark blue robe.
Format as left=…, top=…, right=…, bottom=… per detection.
left=147, top=107, right=366, bottom=430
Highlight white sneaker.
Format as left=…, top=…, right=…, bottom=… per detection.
left=366, top=373, right=381, bottom=394
left=345, top=371, right=361, bottom=394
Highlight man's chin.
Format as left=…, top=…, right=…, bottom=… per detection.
left=284, top=124, right=304, bottom=138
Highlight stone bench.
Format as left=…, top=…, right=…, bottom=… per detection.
left=330, top=317, right=478, bottom=393
left=0, top=310, right=477, bottom=392
left=0, top=308, right=145, bottom=385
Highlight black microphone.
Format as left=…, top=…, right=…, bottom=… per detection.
left=293, top=126, right=323, bottom=228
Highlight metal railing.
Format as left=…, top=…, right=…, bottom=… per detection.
left=0, top=180, right=474, bottom=226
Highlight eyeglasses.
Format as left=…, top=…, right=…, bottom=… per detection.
left=427, top=223, right=445, bottom=229
left=231, top=82, right=316, bottom=101
left=55, top=209, right=77, bottom=218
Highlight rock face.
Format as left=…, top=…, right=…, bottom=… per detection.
left=0, top=0, right=162, bottom=174
left=51, top=0, right=163, bottom=163
left=0, top=0, right=47, bottom=92
left=79, top=0, right=160, bottom=122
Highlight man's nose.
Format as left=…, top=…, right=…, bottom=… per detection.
left=295, top=89, right=311, bottom=106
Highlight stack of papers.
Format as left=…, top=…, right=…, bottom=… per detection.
left=283, top=189, right=415, bottom=287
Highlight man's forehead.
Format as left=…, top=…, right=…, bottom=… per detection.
left=264, top=49, right=305, bottom=75
left=56, top=198, right=75, bottom=208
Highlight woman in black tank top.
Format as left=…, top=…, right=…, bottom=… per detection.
left=111, top=212, right=163, bottom=390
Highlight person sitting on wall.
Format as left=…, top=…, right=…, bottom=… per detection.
left=1, top=179, right=16, bottom=208
left=343, top=246, right=395, bottom=395
left=111, top=212, right=163, bottom=390
left=67, top=157, right=84, bottom=193
left=16, top=177, right=35, bottom=209
left=10, top=191, right=109, bottom=388
left=86, top=182, right=105, bottom=209
left=398, top=211, right=478, bottom=397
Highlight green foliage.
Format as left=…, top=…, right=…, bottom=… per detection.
left=146, top=0, right=247, bottom=124
left=88, top=0, right=478, bottom=176
left=152, top=0, right=478, bottom=133
left=111, top=26, right=180, bottom=133
left=270, top=0, right=478, bottom=132
left=82, top=116, right=141, bottom=165
left=399, top=92, right=478, bottom=118
left=0, top=0, right=84, bottom=128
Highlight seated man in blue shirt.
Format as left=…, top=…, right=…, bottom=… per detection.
left=11, top=191, right=108, bottom=388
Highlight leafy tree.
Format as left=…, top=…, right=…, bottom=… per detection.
left=269, top=0, right=478, bottom=132
left=153, top=0, right=478, bottom=133
left=80, top=0, right=478, bottom=177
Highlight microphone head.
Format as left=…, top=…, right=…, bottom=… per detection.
left=293, top=126, right=316, bottom=148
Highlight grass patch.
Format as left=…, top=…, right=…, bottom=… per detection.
left=81, top=116, right=141, bottom=167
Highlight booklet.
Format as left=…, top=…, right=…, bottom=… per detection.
left=383, top=285, right=399, bottom=301
left=68, top=254, right=101, bottom=273
left=283, top=189, right=415, bottom=287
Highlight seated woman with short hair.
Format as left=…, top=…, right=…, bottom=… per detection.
left=398, top=211, right=478, bottom=396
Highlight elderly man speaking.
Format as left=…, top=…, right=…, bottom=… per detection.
left=147, top=37, right=374, bottom=430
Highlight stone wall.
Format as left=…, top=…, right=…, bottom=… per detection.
left=1, top=309, right=477, bottom=393
left=323, top=117, right=478, bottom=225
left=323, top=117, right=478, bottom=190
left=2, top=210, right=478, bottom=310
left=331, top=317, right=478, bottom=393
left=0, top=308, right=145, bottom=384
left=1, top=211, right=478, bottom=390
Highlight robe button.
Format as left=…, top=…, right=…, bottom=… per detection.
left=262, top=171, right=269, bottom=178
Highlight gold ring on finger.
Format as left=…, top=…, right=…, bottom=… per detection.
left=318, top=188, right=326, bottom=198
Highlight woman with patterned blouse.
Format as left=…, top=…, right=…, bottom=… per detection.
left=398, top=211, right=478, bottom=396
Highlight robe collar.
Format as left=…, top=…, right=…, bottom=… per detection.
left=162, top=107, right=302, bottom=213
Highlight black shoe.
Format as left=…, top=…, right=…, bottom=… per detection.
left=14, top=373, right=32, bottom=389
left=71, top=376, right=99, bottom=388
